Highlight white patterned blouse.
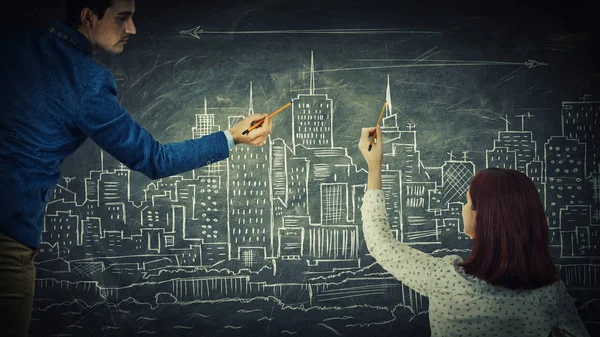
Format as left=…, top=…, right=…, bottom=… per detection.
left=361, top=189, right=590, bottom=337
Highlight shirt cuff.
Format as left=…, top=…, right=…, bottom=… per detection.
left=223, top=130, right=235, bottom=150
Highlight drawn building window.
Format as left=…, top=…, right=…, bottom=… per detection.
left=242, top=250, right=256, bottom=267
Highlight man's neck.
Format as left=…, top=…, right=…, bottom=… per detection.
left=75, top=26, right=98, bottom=55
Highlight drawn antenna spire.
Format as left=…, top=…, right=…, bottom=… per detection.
left=204, top=97, right=207, bottom=114
left=500, top=114, right=510, bottom=131
left=249, top=81, right=254, bottom=115
left=386, top=74, right=393, bottom=116
left=515, top=112, right=534, bottom=131
left=310, top=51, right=315, bottom=95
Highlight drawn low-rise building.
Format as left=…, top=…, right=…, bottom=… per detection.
left=487, top=115, right=538, bottom=173
left=486, top=147, right=517, bottom=169
left=43, top=211, right=80, bottom=256
left=560, top=205, right=592, bottom=257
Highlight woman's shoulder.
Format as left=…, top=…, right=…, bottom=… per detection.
left=427, top=256, right=564, bottom=305
left=429, top=254, right=474, bottom=287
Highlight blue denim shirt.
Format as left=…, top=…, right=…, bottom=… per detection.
left=0, top=21, right=232, bottom=248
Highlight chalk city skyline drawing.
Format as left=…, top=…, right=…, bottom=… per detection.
left=28, top=45, right=599, bottom=336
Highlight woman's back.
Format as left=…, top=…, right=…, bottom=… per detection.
left=427, top=254, right=580, bottom=337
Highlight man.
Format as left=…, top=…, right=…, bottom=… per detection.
left=0, top=0, right=272, bottom=335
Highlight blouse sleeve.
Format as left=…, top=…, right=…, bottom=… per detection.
left=552, top=281, right=590, bottom=337
left=360, top=189, right=440, bottom=297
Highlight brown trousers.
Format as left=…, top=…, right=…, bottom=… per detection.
left=0, top=233, right=37, bottom=337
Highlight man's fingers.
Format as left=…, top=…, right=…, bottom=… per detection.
left=250, top=113, right=267, bottom=120
left=249, top=113, right=268, bottom=124
left=254, top=122, right=272, bottom=139
left=246, top=114, right=271, bottom=134
left=262, top=116, right=272, bottom=131
left=249, top=130, right=268, bottom=142
left=255, top=117, right=272, bottom=134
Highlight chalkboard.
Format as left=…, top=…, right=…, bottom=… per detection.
left=9, top=0, right=599, bottom=336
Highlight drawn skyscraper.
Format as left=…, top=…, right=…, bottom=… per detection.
left=82, top=217, right=102, bottom=257
left=96, top=167, right=131, bottom=233
left=381, top=75, right=403, bottom=143
left=193, top=98, right=225, bottom=177
left=381, top=170, right=402, bottom=240
left=544, top=136, right=587, bottom=230
left=591, top=171, right=600, bottom=223
left=292, top=51, right=334, bottom=149
left=386, top=124, right=422, bottom=183
left=270, top=137, right=310, bottom=256
left=561, top=100, right=600, bottom=177
left=382, top=76, right=423, bottom=183
left=189, top=98, right=227, bottom=243
left=526, top=158, right=546, bottom=204
left=227, top=83, right=273, bottom=261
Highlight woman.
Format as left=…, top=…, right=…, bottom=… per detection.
left=358, top=125, right=589, bottom=337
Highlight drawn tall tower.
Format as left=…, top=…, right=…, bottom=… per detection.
left=189, top=98, right=227, bottom=243
left=382, top=76, right=423, bottom=183
left=193, top=98, right=225, bottom=177
left=380, top=76, right=403, bottom=236
left=544, top=136, right=587, bottom=228
left=561, top=99, right=600, bottom=178
left=382, top=74, right=402, bottom=140
left=291, top=51, right=334, bottom=149
left=227, top=82, right=273, bottom=262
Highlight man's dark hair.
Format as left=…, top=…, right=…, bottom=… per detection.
left=65, top=0, right=114, bottom=28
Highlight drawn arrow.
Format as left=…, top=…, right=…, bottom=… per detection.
left=179, top=26, right=203, bottom=40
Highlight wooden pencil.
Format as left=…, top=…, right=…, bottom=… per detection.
left=368, top=101, right=387, bottom=151
left=242, top=101, right=292, bottom=135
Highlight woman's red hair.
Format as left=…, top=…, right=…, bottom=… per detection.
left=459, top=168, right=558, bottom=289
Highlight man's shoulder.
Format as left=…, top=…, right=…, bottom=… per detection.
left=1, top=25, right=39, bottom=49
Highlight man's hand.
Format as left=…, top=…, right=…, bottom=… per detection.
left=228, top=113, right=273, bottom=146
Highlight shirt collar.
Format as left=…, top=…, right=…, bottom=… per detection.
left=48, top=20, right=94, bottom=57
